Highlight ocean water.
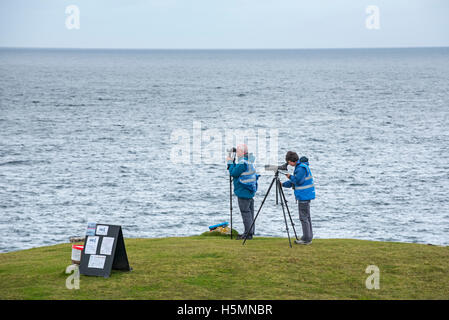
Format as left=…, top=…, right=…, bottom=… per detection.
left=1, top=48, right=448, bottom=253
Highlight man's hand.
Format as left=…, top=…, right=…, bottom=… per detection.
left=286, top=173, right=291, bottom=179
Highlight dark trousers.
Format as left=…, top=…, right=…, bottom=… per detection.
left=237, top=197, right=255, bottom=236
left=298, top=200, right=313, bottom=242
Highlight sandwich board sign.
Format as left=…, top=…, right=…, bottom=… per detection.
left=79, top=223, right=131, bottom=278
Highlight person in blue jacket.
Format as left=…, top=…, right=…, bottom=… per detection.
left=226, top=144, right=258, bottom=240
left=282, top=151, right=316, bottom=245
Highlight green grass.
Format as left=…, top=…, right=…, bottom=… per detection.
left=0, top=236, right=448, bottom=300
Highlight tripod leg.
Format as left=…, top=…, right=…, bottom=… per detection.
left=242, top=176, right=277, bottom=246
left=277, top=179, right=292, bottom=248
left=278, top=180, right=299, bottom=241
left=230, top=175, right=233, bottom=239
left=276, top=178, right=279, bottom=205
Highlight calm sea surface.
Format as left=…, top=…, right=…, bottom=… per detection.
left=1, top=48, right=448, bottom=252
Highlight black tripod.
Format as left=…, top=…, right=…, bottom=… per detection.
left=229, top=173, right=233, bottom=239
left=242, top=171, right=299, bottom=247
left=227, top=150, right=236, bottom=240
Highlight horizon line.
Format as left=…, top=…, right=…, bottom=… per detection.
left=1, top=45, right=449, bottom=51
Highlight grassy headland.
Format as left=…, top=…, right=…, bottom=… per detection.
left=0, top=236, right=448, bottom=299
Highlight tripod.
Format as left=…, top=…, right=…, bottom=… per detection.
left=242, top=171, right=299, bottom=247
left=227, top=154, right=236, bottom=240
left=229, top=173, right=233, bottom=239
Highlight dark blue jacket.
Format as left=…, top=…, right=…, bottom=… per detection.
left=227, top=154, right=256, bottom=199
left=282, top=161, right=316, bottom=200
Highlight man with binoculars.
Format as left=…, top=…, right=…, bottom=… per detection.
left=282, top=151, right=316, bottom=245
left=226, top=144, right=258, bottom=240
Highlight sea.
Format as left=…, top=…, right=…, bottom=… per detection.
left=1, top=47, right=448, bottom=253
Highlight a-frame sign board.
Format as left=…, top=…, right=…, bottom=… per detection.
left=79, top=224, right=131, bottom=278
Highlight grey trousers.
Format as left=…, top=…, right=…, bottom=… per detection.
left=298, top=200, right=313, bottom=242
left=237, top=197, right=255, bottom=236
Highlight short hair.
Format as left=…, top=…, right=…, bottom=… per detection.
left=285, top=151, right=299, bottom=163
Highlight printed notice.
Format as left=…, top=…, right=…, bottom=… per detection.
left=85, top=236, right=99, bottom=255
left=88, top=255, right=106, bottom=269
left=96, top=225, right=109, bottom=236
left=100, top=237, right=115, bottom=255
left=86, top=222, right=96, bottom=236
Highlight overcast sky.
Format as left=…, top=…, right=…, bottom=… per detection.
left=1, top=0, right=448, bottom=49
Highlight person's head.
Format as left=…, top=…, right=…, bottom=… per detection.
left=285, top=151, right=299, bottom=166
left=236, top=144, right=248, bottom=158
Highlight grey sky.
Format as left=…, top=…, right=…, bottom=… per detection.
left=1, top=0, right=448, bottom=49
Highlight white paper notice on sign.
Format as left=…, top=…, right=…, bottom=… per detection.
left=85, top=236, right=99, bottom=255
left=88, top=255, right=106, bottom=269
left=100, top=237, right=115, bottom=255
left=96, top=225, right=109, bottom=236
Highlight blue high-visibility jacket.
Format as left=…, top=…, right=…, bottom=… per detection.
left=282, top=161, right=315, bottom=201
left=227, top=154, right=258, bottom=199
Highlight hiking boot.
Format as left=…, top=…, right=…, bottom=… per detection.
left=294, top=239, right=312, bottom=245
